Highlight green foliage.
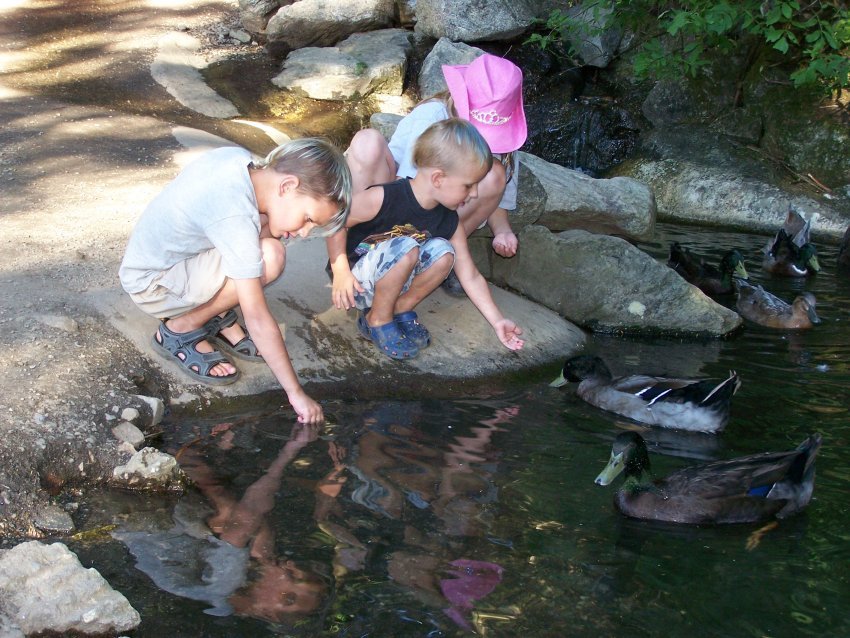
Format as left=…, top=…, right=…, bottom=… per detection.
left=526, top=1, right=850, bottom=93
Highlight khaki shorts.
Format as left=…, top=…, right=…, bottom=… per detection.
left=129, top=248, right=227, bottom=319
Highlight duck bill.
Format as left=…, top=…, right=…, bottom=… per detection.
left=595, top=451, right=625, bottom=486
left=807, top=306, right=822, bottom=324
left=549, top=371, right=568, bottom=388
left=734, top=262, right=749, bottom=279
left=808, top=255, right=821, bottom=272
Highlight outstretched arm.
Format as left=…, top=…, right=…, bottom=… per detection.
left=236, top=278, right=323, bottom=423
left=449, top=228, right=524, bottom=350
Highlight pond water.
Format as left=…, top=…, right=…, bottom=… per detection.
left=71, top=222, right=850, bottom=637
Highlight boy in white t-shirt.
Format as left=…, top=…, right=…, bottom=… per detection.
left=119, top=139, right=351, bottom=423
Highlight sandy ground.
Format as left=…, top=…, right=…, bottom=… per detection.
left=0, top=0, right=582, bottom=537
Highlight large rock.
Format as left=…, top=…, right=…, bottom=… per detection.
left=521, top=152, right=656, bottom=239
left=238, top=0, right=281, bottom=33
left=272, top=29, right=413, bottom=100
left=0, top=541, right=140, bottom=636
left=563, top=2, right=623, bottom=67
left=265, top=0, right=395, bottom=56
left=506, top=226, right=743, bottom=337
left=417, top=37, right=483, bottom=99
left=414, top=0, right=535, bottom=42
left=623, top=158, right=850, bottom=241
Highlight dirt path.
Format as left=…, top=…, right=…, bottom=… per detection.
left=0, top=0, right=255, bottom=536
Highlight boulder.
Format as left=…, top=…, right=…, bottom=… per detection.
left=520, top=152, right=656, bottom=239
left=505, top=226, right=743, bottom=337
left=623, top=158, right=850, bottom=241
left=562, top=2, right=623, bottom=67
left=272, top=29, right=413, bottom=100
left=414, top=0, right=535, bottom=42
left=0, top=541, right=140, bottom=636
left=238, top=0, right=281, bottom=34
left=265, top=0, right=395, bottom=56
left=417, top=37, right=482, bottom=99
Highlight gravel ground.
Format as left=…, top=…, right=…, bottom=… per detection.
left=0, top=0, right=264, bottom=538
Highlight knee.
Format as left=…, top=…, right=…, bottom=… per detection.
left=347, top=129, right=390, bottom=166
left=477, top=161, right=507, bottom=198
left=260, top=238, right=286, bottom=284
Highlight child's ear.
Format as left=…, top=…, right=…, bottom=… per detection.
left=430, top=169, right=445, bottom=188
left=279, top=174, right=300, bottom=195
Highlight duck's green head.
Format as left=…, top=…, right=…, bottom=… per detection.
left=798, top=243, right=821, bottom=272
left=595, top=431, right=651, bottom=486
left=721, top=250, right=748, bottom=280
left=550, top=355, right=613, bottom=387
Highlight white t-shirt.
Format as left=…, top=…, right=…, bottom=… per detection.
left=387, top=101, right=520, bottom=211
left=119, top=146, right=263, bottom=294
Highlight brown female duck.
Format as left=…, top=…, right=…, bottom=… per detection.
left=595, top=431, right=822, bottom=524
left=735, top=279, right=820, bottom=329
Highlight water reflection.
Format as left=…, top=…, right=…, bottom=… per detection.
left=114, top=422, right=326, bottom=625
left=89, top=222, right=850, bottom=637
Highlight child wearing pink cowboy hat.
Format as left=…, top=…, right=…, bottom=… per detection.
left=343, top=53, right=527, bottom=295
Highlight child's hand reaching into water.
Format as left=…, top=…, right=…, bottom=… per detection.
left=495, top=319, right=524, bottom=350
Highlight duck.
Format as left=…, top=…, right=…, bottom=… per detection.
left=594, top=431, right=822, bottom=524
left=762, top=207, right=821, bottom=276
left=550, top=355, right=741, bottom=433
left=667, top=242, right=749, bottom=295
left=734, top=279, right=820, bottom=329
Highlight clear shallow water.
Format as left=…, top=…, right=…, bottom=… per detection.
left=72, top=223, right=850, bottom=637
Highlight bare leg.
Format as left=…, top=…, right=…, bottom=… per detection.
left=366, top=247, right=418, bottom=328
left=395, top=253, right=453, bottom=314
left=456, top=161, right=507, bottom=235
left=345, top=128, right=397, bottom=193
left=163, top=239, right=285, bottom=378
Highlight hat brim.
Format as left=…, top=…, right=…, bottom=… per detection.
left=442, top=63, right=527, bottom=155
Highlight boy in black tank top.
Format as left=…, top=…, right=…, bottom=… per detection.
left=326, top=119, right=525, bottom=360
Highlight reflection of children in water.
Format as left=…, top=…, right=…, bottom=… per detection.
left=315, top=403, right=517, bottom=630
left=114, top=421, right=326, bottom=624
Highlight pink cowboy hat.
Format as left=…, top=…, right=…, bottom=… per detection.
left=442, top=54, right=527, bottom=154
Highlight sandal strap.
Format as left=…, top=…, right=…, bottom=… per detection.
left=156, top=322, right=232, bottom=377
left=158, top=321, right=211, bottom=349
left=203, top=309, right=238, bottom=337
left=229, top=335, right=260, bottom=358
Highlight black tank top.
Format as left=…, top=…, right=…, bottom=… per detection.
left=346, top=178, right=459, bottom=264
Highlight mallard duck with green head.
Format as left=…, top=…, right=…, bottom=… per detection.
left=762, top=207, right=820, bottom=277
left=667, top=242, right=749, bottom=296
left=595, top=431, right=822, bottom=524
left=735, top=279, right=820, bottom=329
left=551, top=355, right=741, bottom=434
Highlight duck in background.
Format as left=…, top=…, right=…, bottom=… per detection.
left=667, top=242, right=749, bottom=296
left=551, top=355, right=740, bottom=434
left=594, top=430, right=822, bottom=525
left=763, top=206, right=821, bottom=276
left=734, top=279, right=820, bottom=329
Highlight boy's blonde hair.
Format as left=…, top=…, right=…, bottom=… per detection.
left=425, top=92, right=515, bottom=182
left=412, top=118, right=493, bottom=176
left=254, top=138, right=352, bottom=235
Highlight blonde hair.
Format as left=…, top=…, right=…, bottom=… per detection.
left=254, top=138, right=352, bottom=235
left=425, top=92, right=516, bottom=182
left=412, top=118, right=493, bottom=176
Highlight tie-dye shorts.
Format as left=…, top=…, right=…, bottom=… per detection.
left=351, top=235, right=454, bottom=310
